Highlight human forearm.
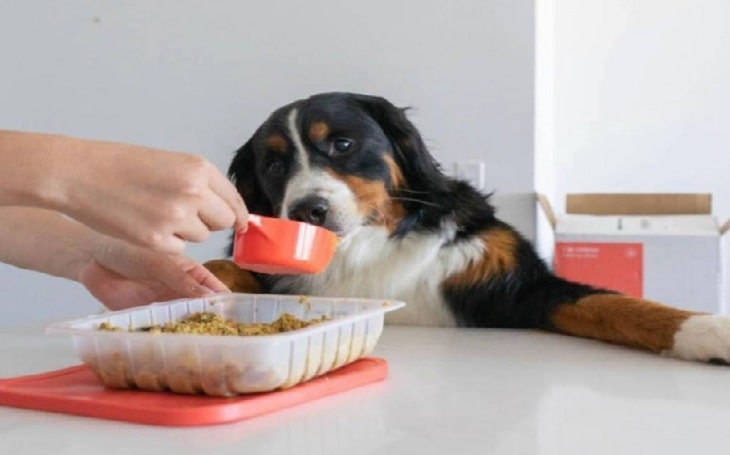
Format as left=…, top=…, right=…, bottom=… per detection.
left=0, top=207, right=97, bottom=281
left=0, top=206, right=230, bottom=310
left=0, top=130, right=77, bottom=209
left=0, top=129, right=247, bottom=254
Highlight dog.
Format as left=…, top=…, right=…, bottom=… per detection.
left=205, top=92, right=730, bottom=365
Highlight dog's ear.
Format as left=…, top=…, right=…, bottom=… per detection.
left=229, top=138, right=274, bottom=216
left=353, top=94, right=450, bottom=194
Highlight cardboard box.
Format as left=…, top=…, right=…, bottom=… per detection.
left=538, top=194, right=730, bottom=314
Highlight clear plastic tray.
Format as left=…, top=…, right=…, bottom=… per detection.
left=46, top=294, right=405, bottom=397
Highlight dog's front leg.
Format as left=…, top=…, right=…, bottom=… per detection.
left=204, top=260, right=264, bottom=293
left=549, top=293, right=730, bottom=364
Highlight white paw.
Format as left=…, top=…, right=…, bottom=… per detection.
left=668, top=315, right=730, bottom=363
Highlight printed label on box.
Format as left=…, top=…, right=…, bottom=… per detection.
left=554, top=242, right=643, bottom=298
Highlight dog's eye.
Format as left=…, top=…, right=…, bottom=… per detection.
left=266, top=159, right=286, bottom=177
left=332, top=138, right=354, bottom=153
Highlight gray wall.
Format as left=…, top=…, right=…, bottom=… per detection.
left=0, top=0, right=536, bottom=327
left=536, top=0, right=730, bottom=220
left=534, top=0, right=730, bottom=269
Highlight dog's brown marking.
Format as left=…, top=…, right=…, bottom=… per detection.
left=308, top=121, right=330, bottom=143
left=443, top=229, right=518, bottom=289
left=384, top=199, right=407, bottom=232
left=326, top=169, right=405, bottom=232
left=550, top=294, right=697, bottom=352
left=265, top=135, right=288, bottom=153
left=383, top=155, right=405, bottom=189
left=204, top=260, right=263, bottom=293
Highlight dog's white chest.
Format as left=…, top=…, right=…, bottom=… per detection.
left=271, top=226, right=485, bottom=327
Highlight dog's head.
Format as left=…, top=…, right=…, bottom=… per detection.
left=230, top=92, right=463, bottom=239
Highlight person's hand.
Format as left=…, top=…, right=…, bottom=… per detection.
left=51, top=136, right=248, bottom=254
left=77, top=236, right=230, bottom=311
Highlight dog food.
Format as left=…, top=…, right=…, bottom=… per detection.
left=98, top=312, right=329, bottom=336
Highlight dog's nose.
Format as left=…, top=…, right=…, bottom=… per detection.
left=289, top=196, right=329, bottom=226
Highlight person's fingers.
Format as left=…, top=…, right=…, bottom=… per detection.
left=157, top=255, right=230, bottom=295
left=165, top=255, right=230, bottom=293
left=157, top=235, right=187, bottom=255
left=70, top=205, right=186, bottom=256
left=187, top=263, right=231, bottom=293
left=78, top=262, right=165, bottom=310
left=146, top=255, right=214, bottom=297
left=173, top=217, right=211, bottom=243
left=207, top=169, right=249, bottom=231
left=135, top=229, right=187, bottom=255
left=97, top=215, right=186, bottom=255
left=197, top=188, right=236, bottom=231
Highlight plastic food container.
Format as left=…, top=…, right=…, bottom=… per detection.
left=233, top=215, right=338, bottom=275
left=46, top=294, right=405, bottom=397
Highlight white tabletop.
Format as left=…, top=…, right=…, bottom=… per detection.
left=2, top=325, right=730, bottom=455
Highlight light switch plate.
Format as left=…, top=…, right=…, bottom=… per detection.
left=452, top=161, right=486, bottom=190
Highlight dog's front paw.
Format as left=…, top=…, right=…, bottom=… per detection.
left=668, top=315, right=730, bottom=364
left=204, top=259, right=263, bottom=293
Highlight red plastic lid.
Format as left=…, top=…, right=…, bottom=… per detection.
left=0, top=358, right=387, bottom=426
left=233, top=215, right=338, bottom=275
